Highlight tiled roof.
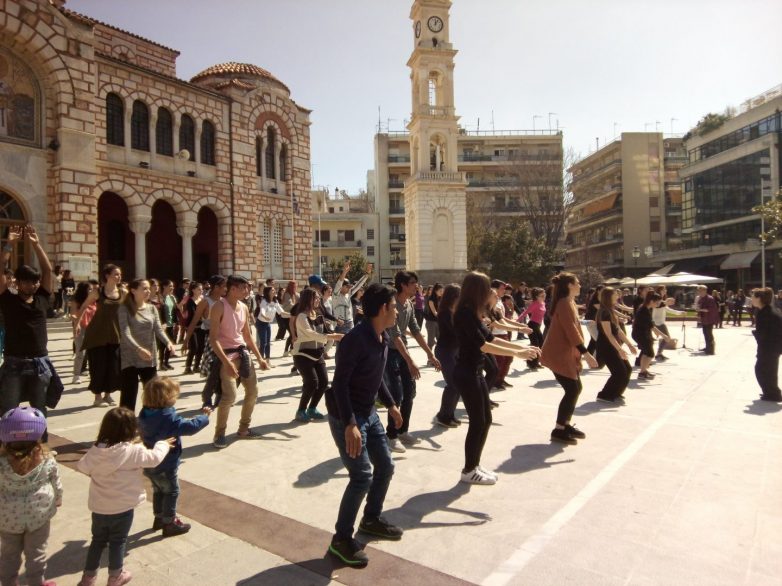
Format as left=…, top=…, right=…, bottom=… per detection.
left=191, top=62, right=289, bottom=93
left=60, top=8, right=180, bottom=55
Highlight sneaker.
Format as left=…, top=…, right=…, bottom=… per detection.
left=77, top=574, right=97, bottom=586
left=398, top=432, right=420, bottom=446
left=596, top=394, right=615, bottom=404
left=565, top=424, right=586, bottom=439
left=162, top=517, right=191, bottom=537
left=478, top=466, right=498, bottom=481
left=655, top=354, right=669, bottom=362
left=460, top=467, right=497, bottom=485
left=388, top=438, right=406, bottom=453
left=328, top=537, right=368, bottom=566
left=638, top=371, right=656, bottom=380
left=551, top=427, right=578, bottom=445
left=236, top=429, right=261, bottom=440
left=213, top=434, right=227, bottom=449
left=106, top=570, right=132, bottom=586
left=152, top=517, right=163, bottom=531
left=306, top=407, right=325, bottom=420
left=102, top=394, right=116, bottom=406
left=295, top=409, right=310, bottom=423
left=500, top=381, right=512, bottom=388
left=93, top=395, right=104, bottom=407
left=283, top=351, right=290, bottom=357
left=449, top=418, right=462, bottom=426
left=435, top=416, right=458, bottom=428
left=359, top=516, right=403, bottom=540
left=71, top=375, right=81, bottom=385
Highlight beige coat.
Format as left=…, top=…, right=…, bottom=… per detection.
left=540, top=298, right=584, bottom=380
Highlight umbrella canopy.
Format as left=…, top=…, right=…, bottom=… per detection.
left=635, top=271, right=723, bottom=286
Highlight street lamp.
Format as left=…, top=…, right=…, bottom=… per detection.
left=632, top=245, right=641, bottom=291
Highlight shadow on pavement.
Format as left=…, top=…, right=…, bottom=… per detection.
left=744, top=398, right=782, bottom=415
left=127, top=527, right=166, bottom=550
left=533, top=379, right=562, bottom=389
left=575, top=400, right=621, bottom=416
left=47, top=539, right=88, bottom=579
left=496, top=443, right=575, bottom=475
left=293, top=457, right=346, bottom=488
left=381, top=482, right=490, bottom=530
left=238, top=554, right=343, bottom=585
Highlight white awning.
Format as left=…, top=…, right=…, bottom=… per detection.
left=655, top=263, right=676, bottom=276
left=720, top=251, right=759, bottom=271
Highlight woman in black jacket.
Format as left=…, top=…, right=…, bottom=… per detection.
left=751, top=287, right=782, bottom=402
left=631, top=292, right=671, bottom=381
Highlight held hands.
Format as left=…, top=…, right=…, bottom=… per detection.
left=166, top=343, right=176, bottom=357
left=165, top=437, right=177, bottom=448
left=583, top=352, right=599, bottom=368
left=201, top=406, right=212, bottom=416
left=519, top=325, right=533, bottom=335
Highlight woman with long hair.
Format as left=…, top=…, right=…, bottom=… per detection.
left=82, top=264, right=125, bottom=406
left=518, top=287, right=546, bottom=369
left=69, top=279, right=98, bottom=385
left=595, top=287, right=637, bottom=404
left=291, top=288, right=343, bottom=421
left=182, top=282, right=204, bottom=374
left=453, top=272, right=540, bottom=484
left=540, top=272, right=598, bottom=445
left=434, top=284, right=461, bottom=428
left=182, top=275, right=226, bottom=373
left=117, top=279, right=173, bottom=410
left=255, top=286, right=289, bottom=361
left=750, top=287, right=782, bottom=402
left=157, top=279, right=176, bottom=370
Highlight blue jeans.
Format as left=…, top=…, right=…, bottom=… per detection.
left=0, top=357, right=50, bottom=418
left=384, top=349, right=416, bottom=438
left=84, top=510, right=134, bottom=574
left=143, top=468, right=180, bottom=524
left=329, top=412, right=395, bottom=541
left=256, top=320, right=272, bottom=359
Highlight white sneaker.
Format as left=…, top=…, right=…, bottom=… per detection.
left=398, top=433, right=420, bottom=446
left=102, top=394, right=116, bottom=406
left=93, top=396, right=104, bottom=407
left=478, top=466, right=498, bottom=481
left=71, top=376, right=81, bottom=385
left=388, top=438, right=406, bottom=453
left=461, top=467, right=497, bottom=485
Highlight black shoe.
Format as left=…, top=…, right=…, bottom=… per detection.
left=551, top=427, right=577, bottom=445
left=655, top=354, right=668, bottom=362
left=435, top=416, right=459, bottom=428
left=359, top=516, right=403, bottom=541
left=760, top=394, right=782, bottom=402
left=448, top=418, right=462, bottom=426
left=596, top=395, right=615, bottom=404
left=565, top=424, right=586, bottom=439
left=329, top=538, right=369, bottom=566
left=500, top=380, right=512, bottom=388
left=183, top=367, right=193, bottom=375
left=152, top=517, right=163, bottom=531
left=162, top=517, right=191, bottom=537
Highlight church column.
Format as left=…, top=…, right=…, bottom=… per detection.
left=123, top=102, right=132, bottom=159
left=128, top=216, right=152, bottom=278
left=194, top=122, right=202, bottom=165
left=177, top=222, right=198, bottom=279
left=149, top=112, right=157, bottom=166
left=274, top=141, right=282, bottom=191
left=173, top=112, right=180, bottom=155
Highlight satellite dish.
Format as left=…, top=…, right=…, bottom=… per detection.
left=177, top=149, right=190, bottom=160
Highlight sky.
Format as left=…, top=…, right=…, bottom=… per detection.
left=68, top=0, right=782, bottom=193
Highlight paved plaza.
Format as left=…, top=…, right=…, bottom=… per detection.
left=37, top=320, right=782, bottom=585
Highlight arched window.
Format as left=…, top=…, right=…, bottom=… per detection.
left=179, top=114, right=195, bottom=161
left=106, top=93, right=124, bottom=146
left=280, top=144, right=288, bottom=181
left=255, top=135, right=262, bottom=176
left=0, top=49, right=41, bottom=146
left=428, top=75, right=437, bottom=106
left=265, top=128, right=276, bottom=179
left=155, top=107, right=173, bottom=156
left=200, top=120, right=216, bottom=166
left=130, top=100, right=149, bottom=151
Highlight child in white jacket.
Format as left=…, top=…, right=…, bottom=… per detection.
left=76, top=407, right=172, bottom=586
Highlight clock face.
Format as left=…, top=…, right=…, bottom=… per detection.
left=415, top=20, right=421, bottom=38
left=427, top=16, right=444, bottom=33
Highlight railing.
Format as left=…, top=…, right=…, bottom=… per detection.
left=409, top=171, right=466, bottom=183
left=388, top=155, right=411, bottom=163
left=388, top=181, right=405, bottom=188
left=571, top=159, right=622, bottom=183
left=569, top=207, right=623, bottom=226
left=314, top=240, right=361, bottom=248
left=389, top=259, right=407, bottom=266
left=494, top=204, right=524, bottom=212
left=468, top=179, right=520, bottom=188
left=389, top=233, right=406, bottom=241
left=458, top=129, right=562, bottom=136
left=389, top=205, right=405, bottom=214
left=419, top=105, right=455, bottom=118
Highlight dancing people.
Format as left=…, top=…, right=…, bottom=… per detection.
left=434, top=284, right=462, bottom=428
left=595, top=287, right=637, bottom=404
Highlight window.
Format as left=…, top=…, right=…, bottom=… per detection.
left=317, top=230, right=330, bottom=242
left=265, top=128, right=276, bottom=179
left=255, top=136, right=262, bottom=176
left=106, top=93, right=124, bottom=146
left=367, top=246, right=375, bottom=257
left=367, top=229, right=375, bottom=240
left=155, top=108, right=173, bottom=156
left=280, top=144, right=287, bottom=180
left=201, top=120, right=215, bottom=165
left=179, top=114, right=195, bottom=160
left=272, top=221, right=283, bottom=265
left=337, top=230, right=355, bottom=242
left=130, top=100, right=149, bottom=151
left=0, top=50, right=40, bottom=145
left=261, top=219, right=271, bottom=274
left=649, top=196, right=659, bottom=208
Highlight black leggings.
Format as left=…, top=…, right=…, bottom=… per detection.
left=527, top=321, right=543, bottom=367
left=482, top=353, right=499, bottom=391
left=455, top=364, right=492, bottom=473
left=293, top=355, right=328, bottom=411
left=553, top=373, right=582, bottom=425
left=597, top=348, right=631, bottom=401
left=158, top=326, right=174, bottom=366
left=275, top=317, right=289, bottom=340
left=120, top=366, right=157, bottom=411
left=186, top=329, right=207, bottom=371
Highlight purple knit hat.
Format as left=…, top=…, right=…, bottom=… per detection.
left=0, top=407, right=47, bottom=443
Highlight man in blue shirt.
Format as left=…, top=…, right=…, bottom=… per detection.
left=325, top=283, right=403, bottom=567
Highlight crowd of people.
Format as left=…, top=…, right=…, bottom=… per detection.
left=1, top=222, right=781, bottom=580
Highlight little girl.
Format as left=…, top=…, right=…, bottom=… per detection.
left=139, top=377, right=210, bottom=537
left=0, top=407, right=61, bottom=586
left=518, top=287, right=546, bottom=369
left=76, top=407, right=172, bottom=586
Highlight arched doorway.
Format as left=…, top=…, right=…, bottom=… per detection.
left=0, top=190, right=27, bottom=270
left=192, top=206, right=218, bottom=281
left=146, top=200, right=182, bottom=281
left=98, top=192, right=135, bottom=277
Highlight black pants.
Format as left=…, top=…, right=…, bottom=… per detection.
left=385, top=349, right=416, bottom=438
left=554, top=373, right=582, bottom=425
left=293, top=354, right=328, bottom=411
left=482, top=353, right=499, bottom=391
left=597, top=348, right=631, bottom=401
left=87, top=344, right=121, bottom=395
left=186, top=329, right=206, bottom=371
left=120, top=366, right=157, bottom=411
left=527, top=321, right=543, bottom=367
left=755, top=350, right=781, bottom=400
left=454, top=364, right=492, bottom=473
left=435, top=345, right=459, bottom=421
left=158, top=326, right=174, bottom=366
left=275, top=316, right=288, bottom=340
left=702, top=324, right=715, bottom=354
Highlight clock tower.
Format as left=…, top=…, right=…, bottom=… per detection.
left=404, top=0, right=468, bottom=282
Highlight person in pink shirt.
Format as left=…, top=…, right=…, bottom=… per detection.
left=518, top=287, right=546, bottom=369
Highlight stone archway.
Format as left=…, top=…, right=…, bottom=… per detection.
left=98, top=192, right=135, bottom=277
left=146, top=200, right=182, bottom=281
left=192, top=206, right=218, bottom=281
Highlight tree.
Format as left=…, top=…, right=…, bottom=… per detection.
left=324, top=251, right=370, bottom=285
left=577, top=266, right=606, bottom=293
left=754, top=194, right=782, bottom=243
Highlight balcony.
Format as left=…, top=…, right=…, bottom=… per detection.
left=458, top=153, right=562, bottom=163
left=468, top=178, right=520, bottom=188
left=389, top=205, right=405, bottom=215
left=388, top=181, right=405, bottom=189
left=409, top=171, right=466, bottom=183
left=571, top=159, right=621, bottom=184
left=494, top=203, right=524, bottom=213
left=388, top=155, right=411, bottom=163
left=313, top=240, right=362, bottom=249
left=389, top=258, right=407, bottom=266
left=389, top=233, right=407, bottom=242
left=418, top=105, right=455, bottom=118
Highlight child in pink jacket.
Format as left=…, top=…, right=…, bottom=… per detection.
left=76, top=407, right=172, bottom=586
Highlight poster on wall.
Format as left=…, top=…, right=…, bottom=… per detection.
left=68, top=255, right=93, bottom=280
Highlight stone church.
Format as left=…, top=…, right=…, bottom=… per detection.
left=0, top=0, right=313, bottom=281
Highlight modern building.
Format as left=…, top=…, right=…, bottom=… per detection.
left=371, top=0, right=563, bottom=282
left=310, top=187, right=379, bottom=280
left=564, top=133, right=687, bottom=277
left=655, top=85, right=782, bottom=290
left=0, top=0, right=313, bottom=282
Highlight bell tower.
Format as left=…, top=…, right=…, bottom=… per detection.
left=403, top=0, right=467, bottom=281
